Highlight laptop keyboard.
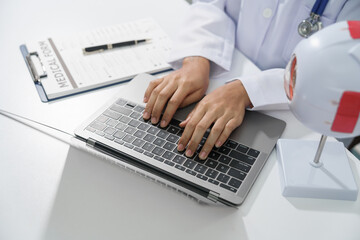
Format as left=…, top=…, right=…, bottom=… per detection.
left=85, top=98, right=261, bottom=193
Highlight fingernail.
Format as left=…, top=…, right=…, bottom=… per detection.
left=215, top=141, right=222, bottom=148
left=143, top=96, right=148, bottom=103
left=160, top=120, right=167, bottom=128
left=200, top=151, right=207, bottom=159
left=151, top=116, right=158, bottom=124
left=178, top=144, right=184, bottom=151
left=185, top=149, right=193, bottom=157
left=143, top=111, right=150, bottom=119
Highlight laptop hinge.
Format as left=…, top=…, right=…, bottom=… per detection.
left=207, top=191, right=220, bottom=203
left=86, top=137, right=96, bottom=148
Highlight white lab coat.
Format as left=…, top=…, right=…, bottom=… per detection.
left=168, top=0, right=360, bottom=110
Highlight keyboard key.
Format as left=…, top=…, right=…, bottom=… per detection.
left=167, top=126, right=179, bottom=134
left=216, top=163, right=230, bottom=173
left=218, top=146, right=231, bottom=155
left=124, top=143, right=134, bottom=149
left=196, top=174, right=208, bottom=181
left=229, top=159, right=251, bottom=173
left=125, top=102, right=136, bottom=109
left=104, top=127, right=116, bottom=135
left=205, top=159, right=218, bottom=168
left=175, top=165, right=186, bottom=171
left=217, top=173, right=230, bottom=184
left=133, top=138, right=145, bottom=147
left=115, top=122, right=127, bottom=130
left=153, top=138, right=166, bottom=147
left=177, top=129, right=184, bottom=136
left=225, top=140, right=238, bottom=149
left=228, top=168, right=246, bottom=180
left=114, top=131, right=126, bottom=139
left=147, top=126, right=160, bottom=135
left=208, top=179, right=220, bottom=185
left=152, top=147, right=165, bottom=156
left=119, top=116, right=131, bottom=124
left=134, top=130, right=146, bottom=139
left=142, top=142, right=155, bottom=152
left=194, top=155, right=206, bottom=164
left=114, top=139, right=124, bottom=145
left=164, top=160, right=175, bottom=167
left=185, top=169, right=197, bottom=176
left=144, top=134, right=156, bottom=142
left=184, top=159, right=196, bottom=169
left=170, top=118, right=181, bottom=127
left=144, top=152, right=154, bottom=158
left=134, top=147, right=144, bottom=153
left=162, top=151, right=175, bottom=160
left=236, top=144, right=249, bottom=153
left=95, top=131, right=105, bottom=136
left=229, top=150, right=256, bottom=165
left=85, top=127, right=96, bottom=132
left=133, top=105, right=145, bottom=113
left=110, top=104, right=132, bottom=115
left=103, top=110, right=121, bottom=120
left=173, top=155, right=186, bottom=164
left=166, top=134, right=179, bottom=143
left=124, top=126, right=136, bottom=134
left=218, top=155, right=231, bottom=164
left=208, top=151, right=220, bottom=160
left=104, top=134, right=115, bottom=141
left=106, top=119, right=118, bottom=127
left=228, top=178, right=242, bottom=188
left=205, top=169, right=219, bottom=179
left=163, top=142, right=176, bottom=151
left=138, top=123, right=150, bottom=131
left=90, top=121, right=106, bottom=131
left=128, top=119, right=141, bottom=127
left=130, top=112, right=142, bottom=119
left=194, top=164, right=208, bottom=174
left=154, top=156, right=165, bottom=162
left=123, top=134, right=135, bottom=143
left=96, top=115, right=108, bottom=123
left=157, top=130, right=169, bottom=139
left=219, top=183, right=237, bottom=193
left=248, top=148, right=260, bottom=158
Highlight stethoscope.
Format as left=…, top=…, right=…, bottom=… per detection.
left=298, top=0, right=329, bottom=38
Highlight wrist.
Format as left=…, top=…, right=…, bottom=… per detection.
left=182, top=56, right=210, bottom=71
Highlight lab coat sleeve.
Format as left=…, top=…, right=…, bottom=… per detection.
left=168, top=0, right=236, bottom=76
left=234, top=69, right=290, bottom=111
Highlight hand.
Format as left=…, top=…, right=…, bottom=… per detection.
left=143, top=56, right=210, bottom=128
left=177, top=80, right=252, bottom=160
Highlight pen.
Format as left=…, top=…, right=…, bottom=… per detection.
left=83, top=39, right=150, bottom=54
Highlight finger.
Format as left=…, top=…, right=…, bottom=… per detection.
left=177, top=106, right=206, bottom=152
left=179, top=106, right=196, bottom=128
left=143, top=80, right=168, bottom=120
left=185, top=112, right=216, bottom=158
left=215, top=118, right=242, bottom=148
left=179, top=89, right=205, bottom=108
left=199, top=117, right=228, bottom=159
left=151, top=82, right=178, bottom=124
left=160, top=86, right=188, bottom=128
left=143, top=78, right=162, bottom=103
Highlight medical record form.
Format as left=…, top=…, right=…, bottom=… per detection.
left=20, top=18, right=172, bottom=102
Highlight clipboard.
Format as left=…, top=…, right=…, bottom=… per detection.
left=20, top=18, right=172, bottom=102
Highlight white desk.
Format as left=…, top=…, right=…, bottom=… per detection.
left=0, top=1, right=359, bottom=240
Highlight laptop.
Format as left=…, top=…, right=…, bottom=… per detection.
left=74, top=73, right=286, bottom=206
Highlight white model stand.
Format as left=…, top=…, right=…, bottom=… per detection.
left=277, top=138, right=358, bottom=201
